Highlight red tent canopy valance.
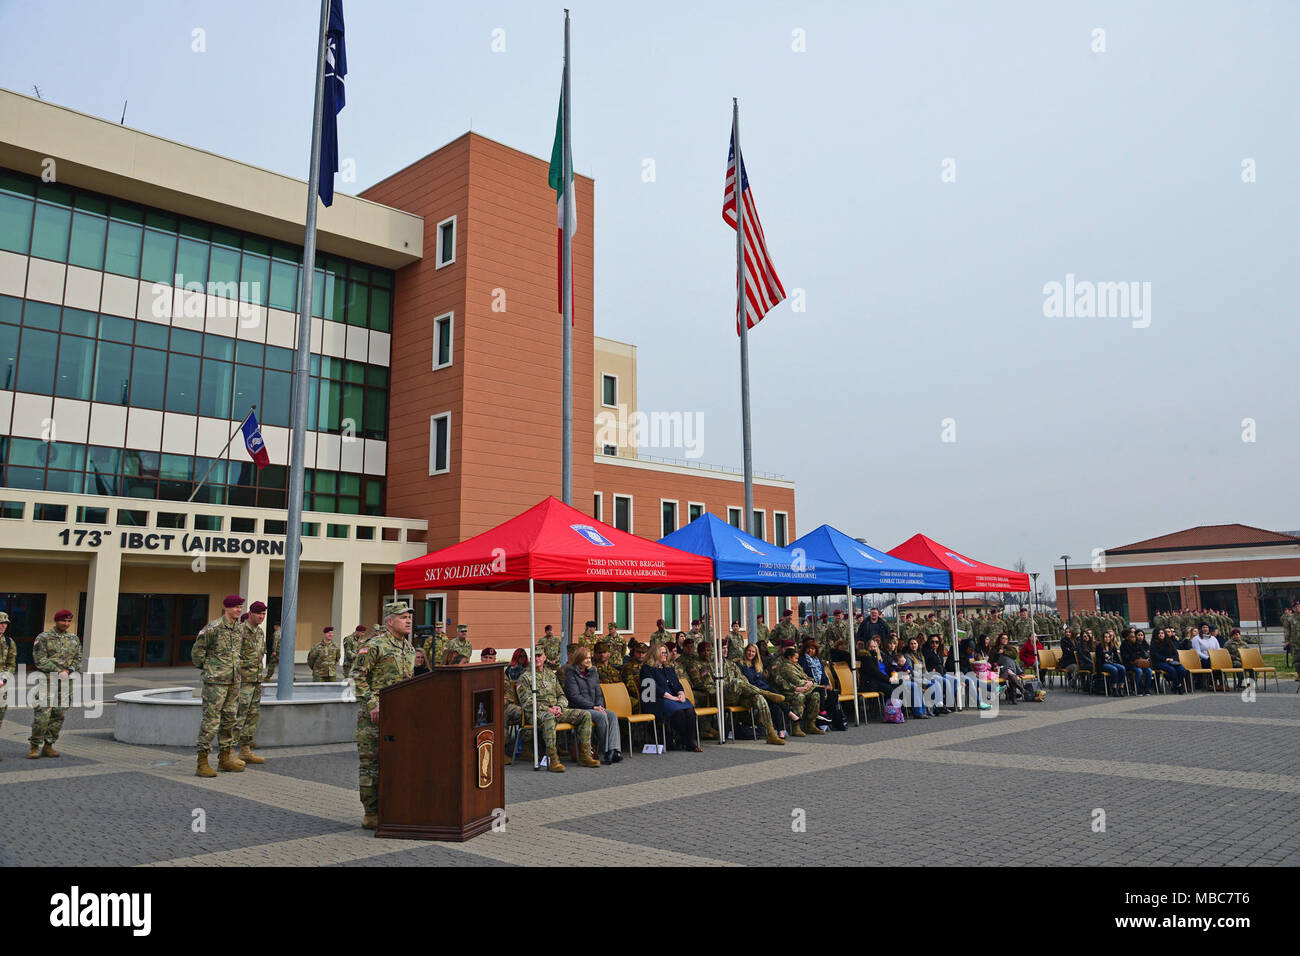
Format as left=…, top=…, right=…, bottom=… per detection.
left=394, top=497, right=715, bottom=593
left=888, top=534, right=1031, bottom=593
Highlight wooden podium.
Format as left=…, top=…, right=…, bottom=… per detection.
left=376, top=661, right=507, bottom=841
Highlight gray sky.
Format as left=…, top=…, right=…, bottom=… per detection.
left=3, top=0, right=1297, bottom=592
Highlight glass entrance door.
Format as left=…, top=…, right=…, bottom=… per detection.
left=114, top=594, right=210, bottom=666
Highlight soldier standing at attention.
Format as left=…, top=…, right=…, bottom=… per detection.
left=27, top=609, right=82, bottom=759
left=344, top=624, right=369, bottom=674
left=234, top=600, right=268, bottom=764
left=604, top=621, right=627, bottom=666
left=352, top=601, right=416, bottom=829
left=516, top=647, right=597, bottom=772
left=0, top=612, right=15, bottom=755
left=263, top=623, right=281, bottom=681
left=309, top=627, right=339, bottom=681
left=420, top=621, right=446, bottom=670
left=447, top=623, right=474, bottom=661
left=192, top=596, right=246, bottom=776
left=539, top=624, right=561, bottom=669
left=576, top=620, right=600, bottom=652
left=755, top=614, right=771, bottom=650
left=648, top=618, right=672, bottom=655
left=770, top=609, right=799, bottom=646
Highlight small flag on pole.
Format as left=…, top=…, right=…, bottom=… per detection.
left=548, top=69, right=575, bottom=319
left=319, top=0, right=347, bottom=207
left=723, top=117, right=786, bottom=334
left=241, top=412, right=271, bottom=470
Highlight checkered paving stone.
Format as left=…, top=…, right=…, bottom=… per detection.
left=547, top=756, right=1300, bottom=867
left=0, top=668, right=1293, bottom=866
left=940, top=717, right=1300, bottom=772
left=0, top=771, right=351, bottom=867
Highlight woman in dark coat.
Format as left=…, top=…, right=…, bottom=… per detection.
left=640, top=643, right=702, bottom=752
left=563, top=646, right=622, bottom=763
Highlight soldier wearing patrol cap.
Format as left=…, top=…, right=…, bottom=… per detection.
left=192, top=595, right=246, bottom=776
left=648, top=618, right=672, bottom=651
left=352, top=600, right=416, bottom=829
left=446, top=622, right=473, bottom=662
left=233, top=600, right=268, bottom=763
left=0, top=612, right=15, bottom=753
left=309, top=627, right=339, bottom=681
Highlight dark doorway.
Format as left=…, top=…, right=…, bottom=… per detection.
left=0, top=592, right=47, bottom=667
left=113, top=594, right=209, bottom=666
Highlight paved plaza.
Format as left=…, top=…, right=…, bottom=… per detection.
left=1, top=668, right=1297, bottom=867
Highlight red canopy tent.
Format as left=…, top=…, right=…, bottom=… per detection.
left=888, top=534, right=1032, bottom=710
left=395, top=496, right=714, bottom=593
left=394, top=497, right=715, bottom=766
left=888, top=534, right=1031, bottom=592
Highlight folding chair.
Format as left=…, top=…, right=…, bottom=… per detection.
left=1238, top=647, right=1278, bottom=693
left=682, top=682, right=723, bottom=744
left=601, top=681, right=659, bottom=755
left=1178, top=649, right=1215, bottom=692
left=1209, top=648, right=1245, bottom=691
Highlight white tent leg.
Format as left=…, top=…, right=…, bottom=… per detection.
left=949, top=589, right=963, bottom=710
left=713, top=579, right=725, bottom=743
left=847, top=585, right=860, bottom=725
left=529, top=578, right=539, bottom=770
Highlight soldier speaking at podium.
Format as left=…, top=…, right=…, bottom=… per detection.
left=351, top=600, right=415, bottom=830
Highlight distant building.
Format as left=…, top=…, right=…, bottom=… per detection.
left=1053, top=524, right=1300, bottom=628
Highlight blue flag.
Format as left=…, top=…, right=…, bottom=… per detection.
left=241, top=412, right=270, bottom=469
left=319, top=0, right=347, bottom=206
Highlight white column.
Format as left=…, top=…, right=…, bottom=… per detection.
left=239, top=554, right=271, bottom=609
left=84, top=547, right=122, bottom=674
left=332, top=559, right=362, bottom=667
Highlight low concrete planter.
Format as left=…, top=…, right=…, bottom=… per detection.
left=114, top=682, right=357, bottom=747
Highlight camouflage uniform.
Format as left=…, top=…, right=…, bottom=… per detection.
left=1222, top=634, right=1247, bottom=668
left=308, top=639, right=339, bottom=680
left=540, top=632, right=562, bottom=670
left=825, top=616, right=850, bottom=654
left=351, top=617, right=416, bottom=815
left=596, top=660, right=623, bottom=686
left=770, top=619, right=799, bottom=646
left=344, top=629, right=369, bottom=674
left=445, top=630, right=473, bottom=662
left=725, top=631, right=745, bottom=662
left=688, top=650, right=719, bottom=705
left=720, top=658, right=774, bottom=732
left=771, top=657, right=820, bottom=723
left=648, top=628, right=672, bottom=653
left=604, top=630, right=628, bottom=667
left=234, top=620, right=265, bottom=748
left=756, top=622, right=771, bottom=649
left=192, top=616, right=243, bottom=756
left=575, top=628, right=600, bottom=653
left=0, top=619, right=17, bottom=736
left=621, top=657, right=646, bottom=713
left=420, top=628, right=446, bottom=670
left=263, top=627, right=280, bottom=680
left=29, top=626, right=82, bottom=751
left=515, top=665, right=592, bottom=752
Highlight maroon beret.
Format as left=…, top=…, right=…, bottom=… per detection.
left=240, top=613, right=249, bottom=623
left=355, top=625, right=368, bottom=634
left=249, top=601, right=267, bottom=613
left=54, top=609, right=74, bottom=622
left=656, top=618, right=665, bottom=626
left=223, top=595, right=244, bottom=608
left=323, top=626, right=334, bottom=634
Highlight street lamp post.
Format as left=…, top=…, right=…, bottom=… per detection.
left=1191, top=574, right=1199, bottom=612
left=1060, top=556, right=1072, bottom=623
left=1180, top=576, right=1187, bottom=609
left=1030, top=571, right=1039, bottom=623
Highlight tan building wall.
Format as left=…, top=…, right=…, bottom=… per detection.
left=593, top=336, right=638, bottom=458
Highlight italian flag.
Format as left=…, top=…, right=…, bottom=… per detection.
left=548, top=74, right=575, bottom=318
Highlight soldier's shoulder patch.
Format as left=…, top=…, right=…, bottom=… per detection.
left=359, top=647, right=369, bottom=654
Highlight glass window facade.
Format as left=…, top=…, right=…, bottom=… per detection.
left=0, top=168, right=394, bottom=331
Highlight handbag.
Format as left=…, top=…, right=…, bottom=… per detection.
left=882, top=699, right=906, bottom=723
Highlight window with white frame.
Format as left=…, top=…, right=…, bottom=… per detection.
left=774, top=511, right=789, bottom=548
left=612, top=495, right=632, bottom=630
left=429, top=412, right=451, bottom=474
left=688, top=502, right=705, bottom=523
left=433, top=312, right=453, bottom=369
left=601, top=374, right=618, bottom=408
left=752, top=509, right=766, bottom=541
left=436, top=216, right=456, bottom=268
left=727, top=507, right=742, bottom=530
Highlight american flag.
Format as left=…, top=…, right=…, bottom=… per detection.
left=723, top=119, right=786, bottom=334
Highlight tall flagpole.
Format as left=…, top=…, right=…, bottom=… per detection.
left=559, top=9, right=574, bottom=659
left=279, top=0, right=332, bottom=702
left=734, top=99, right=758, bottom=646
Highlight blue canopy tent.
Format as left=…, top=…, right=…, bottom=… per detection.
left=658, top=512, right=851, bottom=739
left=789, top=524, right=953, bottom=721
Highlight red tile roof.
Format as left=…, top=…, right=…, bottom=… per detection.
left=1107, top=524, right=1300, bottom=554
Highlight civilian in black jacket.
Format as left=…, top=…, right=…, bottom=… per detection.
left=1120, top=631, right=1155, bottom=696
left=1150, top=630, right=1188, bottom=694
left=857, top=609, right=891, bottom=646
left=639, top=644, right=702, bottom=752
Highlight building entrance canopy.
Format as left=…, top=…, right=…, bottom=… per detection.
left=392, top=496, right=714, bottom=593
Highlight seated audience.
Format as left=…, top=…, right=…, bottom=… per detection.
left=506, top=648, right=529, bottom=682
left=1120, top=630, right=1155, bottom=696
left=639, top=643, right=702, bottom=752
left=1095, top=632, right=1126, bottom=696
left=770, top=646, right=823, bottom=736
left=563, top=646, right=623, bottom=764
left=740, top=642, right=793, bottom=736
left=799, top=638, right=847, bottom=730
